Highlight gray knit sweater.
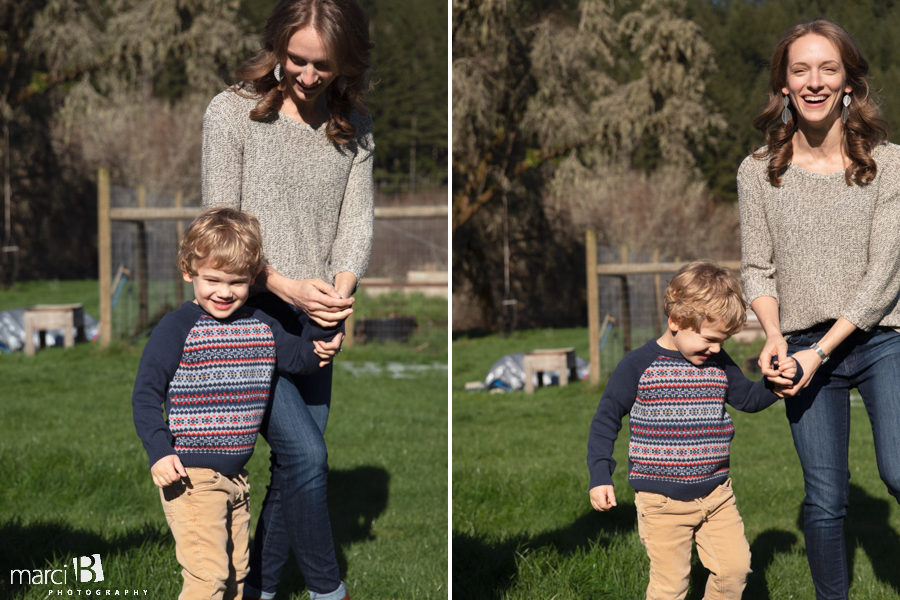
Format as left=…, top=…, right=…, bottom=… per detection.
left=201, top=88, right=374, bottom=283
left=738, top=142, right=900, bottom=335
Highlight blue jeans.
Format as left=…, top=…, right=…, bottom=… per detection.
left=786, top=326, right=900, bottom=600
left=243, top=294, right=344, bottom=599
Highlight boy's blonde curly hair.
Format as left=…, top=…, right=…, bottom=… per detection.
left=664, top=261, right=747, bottom=336
left=177, top=206, right=265, bottom=277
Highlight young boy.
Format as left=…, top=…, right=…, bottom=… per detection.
left=132, top=206, right=336, bottom=600
left=587, top=261, right=801, bottom=600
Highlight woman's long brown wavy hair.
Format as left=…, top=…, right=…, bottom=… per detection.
left=234, top=0, right=372, bottom=145
left=752, top=18, right=888, bottom=187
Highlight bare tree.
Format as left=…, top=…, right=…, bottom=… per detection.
left=452, top=0, right=732, bottom=330
left=47, top=0, right=253, bottom=195
left=0, top=0, right=255, bottom=281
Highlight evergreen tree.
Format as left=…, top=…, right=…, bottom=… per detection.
left=365, top=0, right=447, bottom=191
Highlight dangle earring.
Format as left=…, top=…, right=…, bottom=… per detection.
left=273, top=63, right=283, bottom=82
left=842, top=93, right=852, bottom=124
left=781, top=94, right=791, bottom=125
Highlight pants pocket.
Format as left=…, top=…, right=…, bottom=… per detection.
left=636, top=491, right=671, bottom=517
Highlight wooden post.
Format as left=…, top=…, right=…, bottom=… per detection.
left=619, top=245, right=632, bottom=352
left=652, top=248, right=662, bottom=338
left=586, top=230, right=600, bottom=386
left=344, top=310, right=355, bottom=348
left=174, top=190, right=185, bottom=305
left=136, top=185, right=149, bottom=332
left=98, top=168, right=112, bottom=347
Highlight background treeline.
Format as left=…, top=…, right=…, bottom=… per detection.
left=0, top=0, right=447, bottom=283
left=452, top=0, right=900, bottom=332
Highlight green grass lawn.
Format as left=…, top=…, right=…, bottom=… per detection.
left=1, top=281, right=448, bottom=599
left=453, top=328, right=900, bottom=599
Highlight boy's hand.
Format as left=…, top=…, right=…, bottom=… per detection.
left=770, top=354, right=806, bottom=395
left=150, top=455, right=187, bottom=488
left=774, top=356, right=797, bottom=380
left=313, top=332, right=343, bottom=366
left=590, top=485, right=617, bottom=512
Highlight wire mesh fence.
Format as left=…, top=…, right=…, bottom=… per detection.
left=103, top=183, right=447, bottom=342
left=587, top=242, right=746, bottom=380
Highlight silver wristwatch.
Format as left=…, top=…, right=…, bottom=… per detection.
left=810, top=343, right=829, bottom=364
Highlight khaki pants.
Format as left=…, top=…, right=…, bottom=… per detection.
left=160, top=467, right=251, bottom=600
left=635, top=479, right=751, bottom=600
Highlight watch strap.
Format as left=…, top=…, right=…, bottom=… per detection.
left=810, top=342, right=829, bottom=364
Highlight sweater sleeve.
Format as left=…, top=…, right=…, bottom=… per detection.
left=738, top=155, right=779, bottom=304
left=201, top=90, right=245, bottom=210
left=841, top=151, right=900, bottom=329
left=719, top=349, right=802, bottom=413
left=327, top=112, right=374, bottom=284
left=587, top=350, right=644, bottom=489
left=260, top=309, right=339, bottom=375
left=132, top=313, right=188, bottom=468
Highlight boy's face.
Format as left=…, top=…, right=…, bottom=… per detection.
left=668, top=318, right=731, bottom=366
left=183, top=261, right=253, bottom=320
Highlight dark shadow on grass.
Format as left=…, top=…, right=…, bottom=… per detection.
left=274, top=466, right=390, bottom=598
left=847, top=482, right=900, bottom=595
left=452, top=329, right=495, bottom=341
left=0, top=519, right=170, bottom=599
left=790, top=482, right=900, bottom=596
left=452, top=502, right=637, bottom=599
left=745, top=530, right=798, bottom=599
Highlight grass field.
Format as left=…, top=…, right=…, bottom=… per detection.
left=453, top=328, right=900, bottom=599
left=1, top=281, right=448, bottom=599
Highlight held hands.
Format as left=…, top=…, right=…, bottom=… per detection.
left=266, top=268, right=354, bottom=327
left=773, top=348, right=820, bottom=397
left=757, top=334, right=788, bottom=380
left=759, top=335, right=817, bottom=398
left=150, top=454, right=187, bottom=488
left=589, top=485, right=617, bottom=512
left=289, top=278, right=354, bottom=327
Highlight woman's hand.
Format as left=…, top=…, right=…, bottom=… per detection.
left=759, top=333, right=797, bottom=397
left=773, top=318, right=856, bottom=397
left=758, top=333, right=788, bottom=377
left=265, top=267, right=354, bottom=327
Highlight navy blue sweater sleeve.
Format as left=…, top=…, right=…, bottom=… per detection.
left=257, top=309, right=339, bottom=375
left=587, top=344, right=654, bottom=489
left=132, top=309, right=191, bottom=468
left=719, top=350, right=803, bottom=413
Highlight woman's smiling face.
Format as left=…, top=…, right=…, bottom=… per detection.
left=782, top=33, right=851, bottom=128
left=283, top=26, right=338, bottom=108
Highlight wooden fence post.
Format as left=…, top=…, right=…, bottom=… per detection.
left=586, top=230, right=600, bottom=386
left=98, top=168, right=111, bottom=347
left=136, top=185, right=149, bottom=332
left=344, top=311, right=355, bottom=348
left=652, top=248, right=662, bottom=338
left=174, top=190, right=185, bottom=306
left=619, top=245, right=632, bottom=352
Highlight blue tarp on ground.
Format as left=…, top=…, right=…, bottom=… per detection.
left=0, top=308, right=99, bottom=353
left=483, top=352, right=589, bottom=392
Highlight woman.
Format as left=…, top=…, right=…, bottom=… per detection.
left=738, top=18, right=900, bottom=600
left=201, top=1, right=374, bottom=599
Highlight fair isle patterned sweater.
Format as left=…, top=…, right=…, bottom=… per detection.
left=587, top=340, right=780, bottom=501
left=133, top=301, right=334, bottom=475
